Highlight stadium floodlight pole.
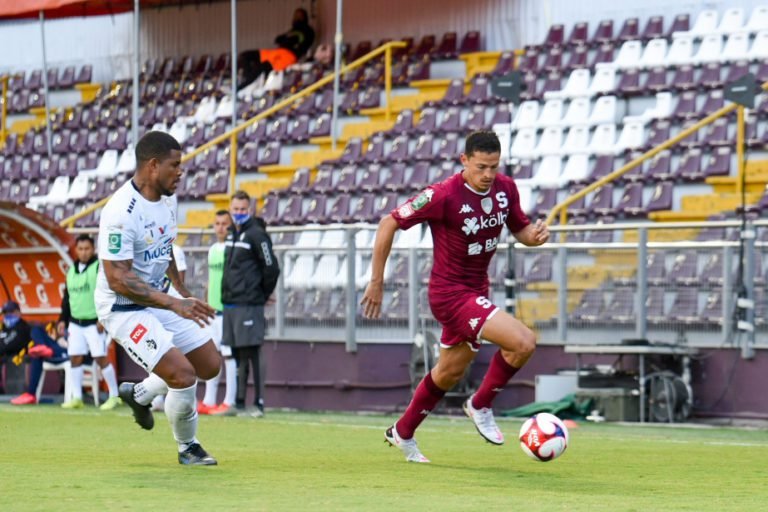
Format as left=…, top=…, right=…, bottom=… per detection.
left=38, top=11, right=53, bottom=158
left=330, top=0, right=343, bottom=151
left=131, top=0, right=140, bottom=148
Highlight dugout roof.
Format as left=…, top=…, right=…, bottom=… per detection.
left=0, top=0, right=234, bottom=19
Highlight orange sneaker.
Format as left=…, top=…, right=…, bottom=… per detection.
left=27, top=344, right=54, bottom=359
left=197, top=401, right=213, bottom=415
left=209, top=403, right=236, bottom=416
left=10, top=392, right=37, bottom=405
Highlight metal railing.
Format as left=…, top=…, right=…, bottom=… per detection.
left=59, top=41, right=408, bottom=229
left=546, top=81, right=768, bottom=228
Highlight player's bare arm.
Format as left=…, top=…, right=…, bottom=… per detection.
left=513, top=219, right=550, bottom=247
left=103, top=259, right=215, bottom=327
left=166, top=253, right=192, bottom=298
left=362, top=214, right=400, bottom=319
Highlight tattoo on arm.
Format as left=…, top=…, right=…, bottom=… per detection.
left=104, top=260, right=175, bottom=309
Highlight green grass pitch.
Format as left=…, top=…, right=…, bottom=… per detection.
left=2, top=404, right=768, bottom=511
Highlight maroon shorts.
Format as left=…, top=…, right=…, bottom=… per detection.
left=429, top=292, right=500, bottom=351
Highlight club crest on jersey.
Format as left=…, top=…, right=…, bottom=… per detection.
left=412, top=189, right=434, bottom=211
left=108, top=233, right=122, bottom=254
left=481, top=197, right=493, bottom=214
left=398, top=203, right=414, bottom=218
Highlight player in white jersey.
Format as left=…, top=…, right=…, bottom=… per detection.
left=95, top=131, right=221, bottom=466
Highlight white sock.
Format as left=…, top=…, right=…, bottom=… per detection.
left=165, top=383, right=199, bottom=450
left=133, top=373, right=168, bottom=406
left=70, top=365, right=84, bottom=400
left=224, top=358, right=237, bottom=406
left=101, top=364, right=119, bottom=398
left=203, top=370, right=221, bottom=406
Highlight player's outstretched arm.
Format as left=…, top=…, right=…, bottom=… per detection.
left=103, top=260, right=215, bottom=327
left=361, top=215, right=399, bottom=319
left=513, top=219, right=550, bottom=247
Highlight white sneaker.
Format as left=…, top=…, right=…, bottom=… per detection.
left=384, top=424, right=430, bottom=463
left=463, top=395, right=504, bottom=445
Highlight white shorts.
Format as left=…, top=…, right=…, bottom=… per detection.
left=100, top=307, right=213, bottom=372
left=67, top=323, right=108, bottom=358
left=211, top=314, right=232, bottom=357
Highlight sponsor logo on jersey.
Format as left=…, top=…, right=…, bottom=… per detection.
left=130, top=324, right=147, bottom=344
left=467, top=242, right=483, bottom=255
left=468, top=317, right=480, bottom=330
left=481, top=197, right=493, bottom=214
left=411, top=189, right=434, bottom=211
left=143, top=242, right=173, bottom=262
left=462, top=217, right=480, bottom=235
left=108, top=233, right=122, bottom=254
left=398, top=204, right=414, bottom=218
left=459, top=204, right=474, bottom=214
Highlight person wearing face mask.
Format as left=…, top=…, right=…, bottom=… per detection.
left=1, top=301, right=69, bottom=405
left=221, top=190, right=280, bottom=417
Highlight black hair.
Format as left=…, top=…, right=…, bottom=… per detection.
left=215, top=209, right=230, bottom=216
left=75, top=234, right=94, bottom=246
left=231, top=190, right=251, bottom=202
left=135, top=131, right=182, bottom=167
left=464, top=130, right=501, bottom=157
left=294, top=7, right=309, bottom=22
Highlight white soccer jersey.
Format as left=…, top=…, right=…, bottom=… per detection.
left=95, top=179, right=178, bottom=317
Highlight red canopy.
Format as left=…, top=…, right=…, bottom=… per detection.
left=0, top=0, right=231, bottom=20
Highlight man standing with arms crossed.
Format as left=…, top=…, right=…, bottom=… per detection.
left=198, top=210, right=238, bottom=416
left=96, top=131, right=221, bottom=465
left=58, top=234, right=121, bottom=410
left=362, top=131, right=549, bottom=463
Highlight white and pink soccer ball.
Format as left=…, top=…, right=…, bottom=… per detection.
left=518, top=413, right=569, bottom=462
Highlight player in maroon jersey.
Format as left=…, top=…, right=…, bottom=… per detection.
left=362, top=130, right=549, bottom=463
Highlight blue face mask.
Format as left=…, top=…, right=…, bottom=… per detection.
left=3, top=314, right=20, bottom=328
left=232, top=213, right=250, bottom=226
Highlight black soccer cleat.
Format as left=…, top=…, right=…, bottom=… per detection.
left=118, top=382, right=154, bottom=431
left=178, top=443, right=218, bottom=466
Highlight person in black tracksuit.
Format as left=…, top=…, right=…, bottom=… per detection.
left=222, top=190, right=280, bottom=416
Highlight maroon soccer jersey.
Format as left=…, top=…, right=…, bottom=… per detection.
left=391, top=171, right=530, bottom=298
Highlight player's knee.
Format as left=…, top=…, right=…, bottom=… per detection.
left=164, top=366, right=198, bottom=388
left=518, top=327, right=537, bottom=358
left=434, top=365, right=466, bottom=387
left=69, top=355, right=84, bottom=366
left=198, top=364, right=221, bottom=381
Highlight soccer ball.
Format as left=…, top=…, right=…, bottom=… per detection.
left=518, top=413, right=569, bottom=462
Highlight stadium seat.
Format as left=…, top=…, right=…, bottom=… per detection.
left=560, top=126, right=591, bottom=156
left=602, top=287, right=635, bottom=324
left=615, top=68, right=642, bottom=97
left=592, top=19, right=614, bottom=46
left=588, top=124, right=617, bottom=155
left=747, top=6, right=768, bottom=33
left=611, top=40, right=644, bottom=70
left=678, top=9, right=719, bottom=38
left=641, top=15, right=665, bottom=42
left=715, top=7, right=745, bottom=35
left=692, top=34, right=723, bottom=64
left=570, top=289, right=604, bottom=322
left=511, top=101, right=539, bottom=130
left=537, top=99, right=565, bottom=127
left=590, top=42, right=615, bottom=68
left=639, top=38, right=668, bottom=68
left=544, top=68, right=591, bottom=99
left=666, top=34, right=695, bottom=66
left=748, top=30, right=768, bottom=60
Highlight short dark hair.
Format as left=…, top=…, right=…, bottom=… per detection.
left=464, top=130, right=501, bottom=157
left=75, top=234, right=94, bottom=246
left=215, top=209, right=230, bottom=216
left=135, top=131, right=181, bottom=167
left=231, top=190, right=251, bottom=202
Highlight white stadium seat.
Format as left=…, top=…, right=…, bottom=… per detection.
left=511, top=100, right=540, bottom=131
left=79, top=149, right=119, bottom=178
left=559, top=154, right=590, bottom=184
left=518, top=156, right=563, bottom=189
left=587, top=66, right=616, bottom=96
left=544, top=68, right=591, bottom=99
left=715, top=7, right=745, bottom=35
left=639, top=38, right=668, bottom=69
left=509, top=128, right=538, bottom=160
left=681, top=9, right=719, bottom=38
left=559, top=126, right=591, bottom=156
left=625, top=92, right=673, bottom=123
left=561, top=98, right=591, bottom=127
left=720, top=31, right=750, bottom=62
left=116, top=147, right=136, bottom=174
left=588, top=124, right=617, bottom=155
left=588, top=95, right=619, bottom=126
left=749, top=30, right=768, bottom=60
left=534, top=127, right=564, bottom=157
left=665, top=34, right=694, bottom=66
left=613, top=120, right=646, bottom=154
left=692, top=34, right=723, bottom=64
left=746, top=6, right=768, bottom=33
left=28, top=176, right=71, bottom=207
left=66, top=174, right=90, bottom=202
left=537, top=99, right=565, bottom=127
left=612, top=40, right=643, bottom=70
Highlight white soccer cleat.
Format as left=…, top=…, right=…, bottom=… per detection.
left=463, top=395, right=505, bottom=445
left=384, top=424, right=430, bottom=463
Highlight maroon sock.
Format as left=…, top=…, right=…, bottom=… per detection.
left=472, top=350, right=520, bottom=409
left=396, top=372, right=446, bottom=439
